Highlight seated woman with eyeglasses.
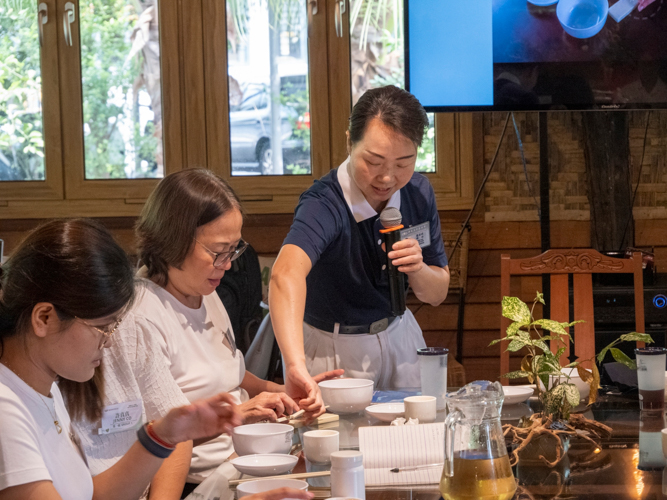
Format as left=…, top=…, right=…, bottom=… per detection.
left=0, top=219, right=250, bottom=500
left=69, top=169, right=341, bottom=498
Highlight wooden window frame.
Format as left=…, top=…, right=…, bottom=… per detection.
left=201, top=0, right=473, bottom=214
left=0, top=0, right=63, bottom=203
left=327, top=0, right=475, bottom=212
left=59, top=0, right=181, bottom=201
left=201, top=0, right=333, bottom=214
left=0, top=0, right=184, bottom=219
left=0, top=0, right=474, bottom=219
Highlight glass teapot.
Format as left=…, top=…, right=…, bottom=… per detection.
left=440, top=380, right=517, bottom=500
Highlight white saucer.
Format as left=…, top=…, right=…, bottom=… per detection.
left=502, top=386, right=534, bottom=406
left=230, top=454, right=298, bottom=477
left=501, top=402, right=534, bottom=421
left=365, top=403, right=405, bottom=422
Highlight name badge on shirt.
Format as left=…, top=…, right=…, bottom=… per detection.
left=400, top=221, right=431, bottom=248
left=224, top=327, right=237, bottom=357
left=97, top=399, right=143, bottom=435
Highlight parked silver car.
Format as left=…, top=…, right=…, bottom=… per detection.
left=229, top=76, right=310, bottom=175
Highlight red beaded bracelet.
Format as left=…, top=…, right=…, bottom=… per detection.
left=146, top=420, right=176, bottom=450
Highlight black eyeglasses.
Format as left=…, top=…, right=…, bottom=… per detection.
left=196, top=239, right=248, bottom=268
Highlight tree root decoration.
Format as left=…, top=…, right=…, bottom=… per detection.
left=503, top=413, right=612, bottom=468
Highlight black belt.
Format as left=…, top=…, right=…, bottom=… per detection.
left=305, top=315, right=398, bottom=335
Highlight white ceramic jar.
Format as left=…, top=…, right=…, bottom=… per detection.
left=330, top=450, right=365, bottom=500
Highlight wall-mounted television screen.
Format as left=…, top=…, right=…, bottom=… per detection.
left=405, top=0, right=667, bottom=111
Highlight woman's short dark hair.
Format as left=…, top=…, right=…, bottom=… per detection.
left=348, top=86, right=429, bottom=147
left=136, top=168, right=243, bottom=287
left=0, top=219, right=136, bottom=422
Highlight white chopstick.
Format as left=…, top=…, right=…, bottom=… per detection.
left=276, top=409, right=305, bottom=423
left=390, top=462, right=443, bottom=473
left=276, top=406, right=330, bottom=423
left=229, top=470, right=331, bottom=486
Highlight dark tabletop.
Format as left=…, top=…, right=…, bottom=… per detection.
left=297, top=388, right=667, bottom=499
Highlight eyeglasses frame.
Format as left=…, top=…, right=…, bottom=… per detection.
left=196, top=239, right=248, bottom=268
left=76, top=317, right=122, bottom=349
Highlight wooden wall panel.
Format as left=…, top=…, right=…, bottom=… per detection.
left=1, top=217, right=665, bottom=385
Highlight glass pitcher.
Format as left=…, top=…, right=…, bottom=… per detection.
left=440, top=380, right=517, bottom=500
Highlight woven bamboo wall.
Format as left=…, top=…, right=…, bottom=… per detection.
left=483, top=111, right=667, bottom=222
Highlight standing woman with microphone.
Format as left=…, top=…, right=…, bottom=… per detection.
left=269, top=86, right=451, bottom=417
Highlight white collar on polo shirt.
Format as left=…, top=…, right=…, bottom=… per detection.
left=337, top=157, right=401, bottom=223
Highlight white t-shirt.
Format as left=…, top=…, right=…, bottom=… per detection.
left=132, top=278, right=247, bottom=483
left=0, top=364, right=93, bottom=499
left=72, top=310, right=190, bottom=477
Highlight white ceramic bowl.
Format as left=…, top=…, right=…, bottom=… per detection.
left=557, top=0, right=608, bottom=39
left=548, top=367, right=591, bottom=401
left=230, top=454, right=298, bottom=477
left=365, top=403, right=405, bottom=422
left=319, top=378, right=374, bottom=414
left=528, top=0, right=559, bottom=6
left=237, top=478, right=308, bottom=497
left=502, top=386, right=534, bottom=406
left=232, top=423, right=294, bottom=457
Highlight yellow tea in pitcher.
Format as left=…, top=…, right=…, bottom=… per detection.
left=440, top=451, right=516, bottom=500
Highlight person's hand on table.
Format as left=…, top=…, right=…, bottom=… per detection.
left=239, top=392, right=300, bottom=424
left=639, top=0, right=656, bottom=11
left=285, top=364, right=327, bottom=420
left=386, top=237, right=424, bottom=274
left=151, top=392, right=242, bottom=445
left=244, top=488, right=314, bottom=500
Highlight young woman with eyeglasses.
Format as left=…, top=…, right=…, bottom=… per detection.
left=0, top=219, right=248, bottom=500
left=67, top=169, right=340, bottom=499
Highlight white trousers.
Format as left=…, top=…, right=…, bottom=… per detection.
left=303, top=309, right=426, bottom=389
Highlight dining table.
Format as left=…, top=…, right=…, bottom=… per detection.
left=189, top=386, right=667, bottom=500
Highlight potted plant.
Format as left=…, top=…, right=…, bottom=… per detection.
left=492, top=292, right=653, bottom=467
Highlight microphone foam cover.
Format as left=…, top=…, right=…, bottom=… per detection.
left=380, top=207, right=402, bottom=229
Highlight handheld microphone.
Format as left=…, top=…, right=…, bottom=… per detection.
left=380, top=207, right=406, bottom=317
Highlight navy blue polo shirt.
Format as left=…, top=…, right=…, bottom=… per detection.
left=283, top=161, right=448, bottom=327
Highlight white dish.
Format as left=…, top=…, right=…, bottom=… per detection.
left=237, top=478, right=308, bottom=497
left=501, top=402, right=534, bottom=421
left=319, top=378, right=374, bottom=414
left=502, top=386, right=534, bottom=406
left=365, top=403, right=405, bottom=422
left=528, top=0, right=559, bottom=5
left=230, top=454, right=298, bottom=477
left=232, top=423, right=294, bottom=457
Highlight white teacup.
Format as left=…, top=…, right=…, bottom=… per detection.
left=303, top=429, right=339, bottom=464
left=404, top=395, right=437, bottom=423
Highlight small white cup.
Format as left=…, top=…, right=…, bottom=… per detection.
left=303, top=429, right=339, bottom=464
left=404, top=395, right=437, bottom=423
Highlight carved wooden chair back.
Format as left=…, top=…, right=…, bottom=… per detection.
left=499, top=249, right=645, bottom=384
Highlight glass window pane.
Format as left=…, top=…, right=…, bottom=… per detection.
left=349, top=0, right=435, bottom=173
left=80, top=0, right=163, bottom=179
left=227, top=0, right=311, bottom=176
left=0, top=1, right=45, bottom=181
